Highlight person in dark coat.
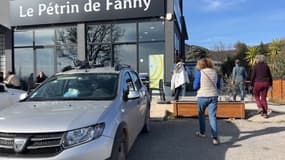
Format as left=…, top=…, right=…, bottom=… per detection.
left=250, top=55, right=272, bottom=118
left=36, top=71, right=47, bottom=83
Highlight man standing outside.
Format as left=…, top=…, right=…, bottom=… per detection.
left=232, top=59, right=247, bottom=101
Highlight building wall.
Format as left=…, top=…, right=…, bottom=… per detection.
left=165, top=0, right=175, bottom=82
left=0, top=32, right=5, bottom=72
left=0, top=0, right=10, bottom=28
left=0, top=0, right=12, bottom=74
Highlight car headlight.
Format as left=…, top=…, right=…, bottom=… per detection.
left=63, top=123, right=105, bottom=148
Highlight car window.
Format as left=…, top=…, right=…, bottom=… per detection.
left=130, top=71, right=142, bottom=90
left=27, top=73, right=118, bottom=101
left=123, top=72, right=135, bottom=92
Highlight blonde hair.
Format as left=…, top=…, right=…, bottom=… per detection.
left=196, top=58, right=214, bottom=70
left=255, top=54, right=266, bottom=64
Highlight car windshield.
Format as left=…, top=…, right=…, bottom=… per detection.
left=27, top=73, right=118, bottom=101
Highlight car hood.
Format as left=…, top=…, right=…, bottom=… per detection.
left=0, top=101, right=112, bottom=133
left=0, top=89, right=25, bottom=110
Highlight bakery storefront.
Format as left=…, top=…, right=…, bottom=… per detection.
left=10, top=0, right=188, bottom=90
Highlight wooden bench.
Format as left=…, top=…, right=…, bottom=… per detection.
left=173, top=101, right=245, bottom=119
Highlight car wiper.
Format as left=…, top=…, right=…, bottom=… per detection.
left=27, top=97, right=49, bottom=101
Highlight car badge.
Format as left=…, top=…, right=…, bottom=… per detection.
left=14, top=138, right=28, bottom=153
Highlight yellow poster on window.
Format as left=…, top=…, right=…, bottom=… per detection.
left=149, top=54, right=164, bottom=89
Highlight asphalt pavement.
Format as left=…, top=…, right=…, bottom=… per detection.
left=128, top=95, right=285, bottom=160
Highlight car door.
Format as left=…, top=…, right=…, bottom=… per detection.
left=130, top=71, right=148, bottom=129
left=121, top=72, right=141, bottom=144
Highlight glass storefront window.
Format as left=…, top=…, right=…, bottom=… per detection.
left=139, top=42, right=165, bottom=74
left=87, top=24, right=111, bottom=43
left=56, top=47, right=77, bottom=72
left=87, top=44, right=112, bottom=66
left=114, top=44, right=137, bottom=70
left=56, top=27, right=77, bottom=45
left=13, top=27, right=78, bottom=90
left=113, top=23, right=136, bottom=42
left=139, top=22, right=164, bottom=42
left=14, top=31, right=33, bottom=46
left=36, top=48, right=55, bottom=77
left=35, top=29, right=55, bottom=45
left=14, top=48, right=34, bottom=80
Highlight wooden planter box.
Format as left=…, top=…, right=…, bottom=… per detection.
left=268, top=79, right=285, bottom=103
left=173, top=101, right=245, bottom=119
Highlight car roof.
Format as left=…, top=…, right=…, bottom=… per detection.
left=55, top=66, right=132, bottom=76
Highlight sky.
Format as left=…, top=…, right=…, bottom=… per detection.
left=183, top=0, right=285, bottom=50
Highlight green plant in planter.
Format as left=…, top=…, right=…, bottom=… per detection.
left=220, top=75, right=235, bottom=101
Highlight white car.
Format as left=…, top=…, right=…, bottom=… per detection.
left=0, top=83, right=25, bottom=110
left=0, top=65, right=150, bottom=160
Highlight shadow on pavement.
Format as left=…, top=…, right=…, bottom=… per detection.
left=128, top=119, right=240, bottom=160
left=239, top=126, right=285, bottom=141
left=246, top=109, right=285, bottom=119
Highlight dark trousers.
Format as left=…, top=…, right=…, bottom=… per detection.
left=254, top=82, right=270, bottom=114
left=174, top=86, right=182, bottom=100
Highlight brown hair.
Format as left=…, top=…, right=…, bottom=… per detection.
left=196, top=58, right=214, bottom=70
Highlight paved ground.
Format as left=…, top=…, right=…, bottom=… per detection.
left=128, top=95, right=285, bottom=160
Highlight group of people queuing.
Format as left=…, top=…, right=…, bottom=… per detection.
left=0, top=71, right=48, bottom=90
left=171, top=54, right=272, bottom=145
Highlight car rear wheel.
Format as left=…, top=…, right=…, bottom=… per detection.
left=110, top=129, right=128, bottom=160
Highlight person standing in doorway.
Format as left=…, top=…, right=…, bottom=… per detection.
left=171, top=58, right=189, bottom=101
left=250, top=55, right=272, bottom=118
left=193, top=58, right=221, bottom=145
left=232, top=59, right=247, bottom=101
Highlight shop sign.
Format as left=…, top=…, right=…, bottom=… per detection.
left=10, top=0, right=165, bottom=26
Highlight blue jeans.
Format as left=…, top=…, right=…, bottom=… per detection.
left=197, top=97, right=218, bottom=138
left=233, top=81, right=245, bottom=101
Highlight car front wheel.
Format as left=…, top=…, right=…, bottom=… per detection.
left=110, top=128, right=128, bottom=160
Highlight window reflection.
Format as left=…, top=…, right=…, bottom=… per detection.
left=87, top=24, right=111, bottom=43
left=56, top=27, right=77, bottom=45
left=13, top=27, right=78, bottom=90
left=114, top=44, right=137, bottom=70
left=87, top=44, right=112, bottom=66
left=36, top=48, right=55, bottom=77
left=139, top=22, right=164, bottom=42
left=139, top=42, right=165, bottom=73
left=14, top=48, right=34, bottom=81
left=14, top=31, right=33, bottom=46
left=56, top=47, right=77, bottom=72
left=35, top=29, right=55, bottom=45
left=113, top=23, right=136, bottom=42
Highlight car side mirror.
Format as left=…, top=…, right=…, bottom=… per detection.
left=128, top=90, right=140, bottom=100
left=19, top=93, right=28, bottom=101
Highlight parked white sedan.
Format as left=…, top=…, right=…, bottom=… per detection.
left=0, top=83, right=25, bottom=110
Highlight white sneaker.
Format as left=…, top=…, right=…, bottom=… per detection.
left=212, top=138, right=219, bottom=145
left=195, top=131, right=206, bottom=138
